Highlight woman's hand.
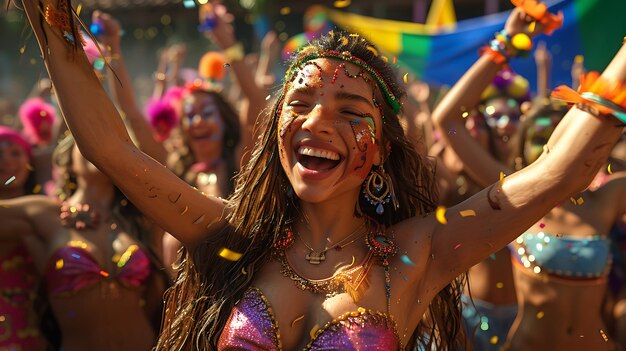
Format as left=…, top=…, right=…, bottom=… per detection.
left=92, top=10, right=122, bottom=52
left=199, top=2, right=236, bottom=49
left=504, top=7, right=544, bottom=38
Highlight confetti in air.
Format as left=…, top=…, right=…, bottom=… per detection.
left=265, top=95, right=272, bottom=101
left=539, top=223, right=545, bottom=228
left=536, top=311, right=544, bottom=319
left=4, top=176, right=16, bottom=185
left=403, top=73, right=408, bottom=84
left=218, top=247, right=242, bottom=261
left=600, top=329, right=609, bottom=342
left=459, top=210, right=476, bottom=217
left=607, top=164, right=612, bottom=174
left=489, top=336, right=498, bottom=344
left=400, top=255, right=415, bottom=266
left=435, top=206, right=447, bottom=224
left=454, top=243, right=462, bottom=250
left=333, top=0, right=351, bottom=8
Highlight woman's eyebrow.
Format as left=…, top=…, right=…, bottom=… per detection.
left=288, top=85, right=317, bottom=97
left=335, top=91, right=374, bottom=108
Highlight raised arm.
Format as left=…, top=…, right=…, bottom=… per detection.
left=431, top=8, right=540, bottom=186
left=94, top=10, right=167, bottom=165
left=22, top=0, right=226, bottom=247
left=200, top=3, right=266, bottom=161
left=419, top=10, right=626, bottom=290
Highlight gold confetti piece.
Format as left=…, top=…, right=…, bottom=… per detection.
left=536, top=311, right=544, bottom=319
left=403, top=73, right=408, bottom=84
left=490, top=336, right=499, bottom=344
left=265, top=94, right=271, bottom=101
left=366, top=46, right=378, bottom=57
left=380, top=56, right=388, bottom=63
left=499, top=171, right=505, bottom=187
left=76, top=3, right=82, bottom=15
left=32, top=184, right=42, bottom=193
left=310, top=324, right=320, bottom=338
left=600, top=329, right=609, bottom=342
left=291, top=315, right=304, bottom=328
left=279, top=6, right=290, bottom=15
left=241, top=267, right=247, bottom=275
left=570, top=197, right=576, bottom=204
left=608, top=164, right=612, bottom=174
left=56, top=259, right=64, bottom=270
left=435, top=206, right=447, bottom=224
left=528, top=21, right=536, bottom=33
left=462, top=111, right=469, bottom=118
left=19, top=46, right=25, bottom=54
left=334, top=0, right=351, bottom=8
left=496, top=282, right=504, bottom=289
left=218, top=247, right=242, bottom=261
left=576, top=197, right=584, bottom=205
left=460, top=209, right=476, bottom=217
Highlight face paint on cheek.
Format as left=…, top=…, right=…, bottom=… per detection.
left=335, top=120, right=378, bottom=185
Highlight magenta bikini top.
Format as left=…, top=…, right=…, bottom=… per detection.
left=217, top=287, right=400, bottom=350
left=45, top=241, right=151, bottom=296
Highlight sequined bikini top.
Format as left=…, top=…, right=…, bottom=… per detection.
left=45, top=241, right=151, bottom=296
left=217, top=287, right=400, bottom=350
left=510, top=231, right=611, bottom=279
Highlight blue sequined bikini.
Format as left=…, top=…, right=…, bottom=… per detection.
left=510, top=232, right=611, bottom=279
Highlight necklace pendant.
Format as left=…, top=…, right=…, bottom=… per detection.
left=305, top=250, right=326, bottom=265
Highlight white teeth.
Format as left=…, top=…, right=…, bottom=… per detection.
left=298, top=146, right=340, bottom=161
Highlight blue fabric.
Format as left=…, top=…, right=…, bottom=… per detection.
left=461, top=295, right=517, bottom=351
left=512, top=231, right=611, bottom=278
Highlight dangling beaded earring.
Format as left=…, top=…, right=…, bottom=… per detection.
left=362, top=164, right=398, bottom=215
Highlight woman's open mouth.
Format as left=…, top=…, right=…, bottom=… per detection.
left=296, top=146, right=341, bottom=171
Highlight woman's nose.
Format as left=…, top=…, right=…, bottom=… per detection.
left=300, top=105, right=334, bottom=135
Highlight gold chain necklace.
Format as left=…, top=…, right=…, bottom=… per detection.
left=276, top=246, right=374, bottom=298
left=295, top=221, right=366, bottom=265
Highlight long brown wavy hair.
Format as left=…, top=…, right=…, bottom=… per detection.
left=157, top=30, right=466, bottom=350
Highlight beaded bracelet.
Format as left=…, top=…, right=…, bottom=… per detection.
left=551, top=71, right=626, bottom=124
left=480, top=30, right=533, bottom=64
left=43, top=0, right=83, bottom=47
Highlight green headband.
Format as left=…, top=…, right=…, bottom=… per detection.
left=284, top=50, right=402, bottom=114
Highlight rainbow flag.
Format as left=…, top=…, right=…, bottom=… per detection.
left=326, top=0, right=626, bottom=91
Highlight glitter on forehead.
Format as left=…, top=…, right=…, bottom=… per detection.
left=285, top=50, right=401, bottom=113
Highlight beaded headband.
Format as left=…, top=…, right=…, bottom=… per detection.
left=284, top=50, right=402, bottom=114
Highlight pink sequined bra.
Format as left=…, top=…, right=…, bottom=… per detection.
left=217, top=287, right=400, bottom=350
left=44, top=241, right=151, bottom=296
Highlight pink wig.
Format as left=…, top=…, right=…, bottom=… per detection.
left=163, top=86, right=186, bottom=105
left=0, top=126, right=32, bottom=160
left=18, top=97, right=58, bottom=145
left=145, top=98, right=179, bottom=142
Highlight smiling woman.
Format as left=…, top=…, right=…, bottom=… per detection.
left=17, top=0, right=626, bottom=349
